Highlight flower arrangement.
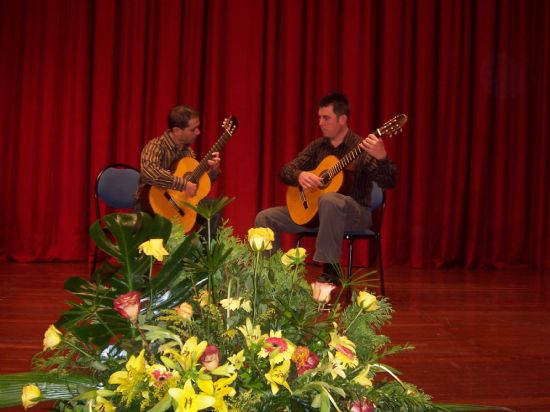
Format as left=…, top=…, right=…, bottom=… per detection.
left=0, top=200, right=493, bottom=411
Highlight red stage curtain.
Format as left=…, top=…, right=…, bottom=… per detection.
left=1, top=0, right=548, bottom=268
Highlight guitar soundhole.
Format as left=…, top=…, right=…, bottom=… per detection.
left=320, top=171, right=330, bottom=187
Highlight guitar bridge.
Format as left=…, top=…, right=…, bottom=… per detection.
left=299, top=187, right=308, bottom=210
left=163, top=192, right=186, bottom=217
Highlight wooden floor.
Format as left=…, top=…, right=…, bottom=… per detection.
left=0, top=262, right=549, bottom=411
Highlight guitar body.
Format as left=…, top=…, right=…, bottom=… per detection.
left=148, top=157, right=212, bottom=233
left=286, top=155, right=344, bottom=226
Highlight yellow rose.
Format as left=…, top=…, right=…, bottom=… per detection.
left=247, top=227, right=274, bottom=251
left=281, top=247, right=306, bottom=266
left=21, top=384, right=41, bottom=410
left=175, top=302, right=193, bottom=319
left=195, top=289, right=210, bottom=307
left=138, top=238, right=169, bottom=261
left=43, top=324, right=62, bottom=350
left=356, top=290, right=379, bottom=311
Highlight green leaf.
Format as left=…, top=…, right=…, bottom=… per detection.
left=148, top=393, right=173, bottom=412
left=0, top=372, right=97, bottom=408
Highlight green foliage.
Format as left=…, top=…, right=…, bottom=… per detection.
left=0, top=205, right=500, bottom=412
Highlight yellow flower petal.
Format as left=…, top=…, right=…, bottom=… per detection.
left=281, top=247, right=306, bottom=266
left=21, top=384, right=41, bottom=410
left=356, top=290, right=379, bottom=311
left=247, top=227, right=274, bottom=251
left=43, top=324, right=62, bottom=351
left=138, top=238, right=169, bottom=261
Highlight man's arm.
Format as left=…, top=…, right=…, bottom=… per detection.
left=359, top=134, right=397, bottom=189
left=279, top=139, right=323, bottom=186
left=140, top=141, right=187, bottom=191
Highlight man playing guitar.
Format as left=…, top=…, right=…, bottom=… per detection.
left=255, top=93, right=398, bottom=284
left=139, top=105, right=222, bottom=233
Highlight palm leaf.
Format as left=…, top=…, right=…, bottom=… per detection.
left=0, top=372, right=97, bottom=408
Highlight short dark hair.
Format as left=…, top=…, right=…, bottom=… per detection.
left=319, top=93, right=350, bottom=117
left=168, top=105, right=200, bottom=129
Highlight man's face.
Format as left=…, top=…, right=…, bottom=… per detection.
left=318, top=105, right=347, bottom=139
left=173, top=116, right=200, bottom=146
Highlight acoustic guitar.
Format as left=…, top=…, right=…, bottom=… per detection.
left=144, top=116, right=238, bottom=232
left=286, top=114, right=407, bottom=226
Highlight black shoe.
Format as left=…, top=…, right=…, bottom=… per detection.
left=316, top=273, right=340, bottom=285
left=317, top=263, right=341, bottom=285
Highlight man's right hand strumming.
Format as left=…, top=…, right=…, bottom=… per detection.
left=298, top=171, right=324, bottom=191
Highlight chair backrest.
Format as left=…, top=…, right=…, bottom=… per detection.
left=95, top=163, right=140, bottom=219
left=370, top=181, right=386, bottom=232
left=370, top=181, right=384, bottom=211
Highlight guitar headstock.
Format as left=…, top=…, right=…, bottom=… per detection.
left=376, top=114, right=408, bottom=137
left=222, top=116, right=239, bottom=135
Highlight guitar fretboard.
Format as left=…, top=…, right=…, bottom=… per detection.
left=322, top=114, right=406, bottom=181
left=188, top=128, right=234, bottom=183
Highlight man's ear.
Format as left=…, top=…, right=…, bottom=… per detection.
left=338, top=114, right=348, bottom=125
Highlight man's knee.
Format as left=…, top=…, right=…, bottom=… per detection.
left=318, top=192, right=345, bottom=212
left=255, top=209, right=269, bottom=227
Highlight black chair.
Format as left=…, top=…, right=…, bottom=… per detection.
left=297, top=182, right=386, bottom=295
left=91, top=163, right=140, bottom=274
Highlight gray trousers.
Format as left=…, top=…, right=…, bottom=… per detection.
left=255, top=192, right=372, bottom=263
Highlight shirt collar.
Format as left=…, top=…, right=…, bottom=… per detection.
left=163, top=130, right=188, bottom=152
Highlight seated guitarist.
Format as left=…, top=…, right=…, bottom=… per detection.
left=138, top=104, right=222, bottom=233
left=255, top=93, right=397, bottom=284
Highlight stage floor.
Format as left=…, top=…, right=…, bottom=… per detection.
left=1, top=262, right=549, bottom=411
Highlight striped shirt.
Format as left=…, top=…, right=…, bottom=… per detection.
left=139, top=130, right=220, bottom=192
left=280, top=130, right=397, bottom=208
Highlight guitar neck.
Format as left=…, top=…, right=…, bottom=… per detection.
left=188, top=131, right=231, bottom=183
left=324, top=128, right=383, bottom=180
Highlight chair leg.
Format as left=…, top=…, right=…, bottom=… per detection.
left=91, top=245, right=98, bottom=277
left=376, top=235, right=385, bottom=296
left=346, top=238, right=354, bottom=303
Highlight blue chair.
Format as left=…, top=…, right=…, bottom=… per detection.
left=91, top=163, right=140, bottom=274
left=297, top=182, right=386, bottom=296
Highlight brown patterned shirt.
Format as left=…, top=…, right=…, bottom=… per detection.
left=139, top=130, right=220, bottom=192
left=280, top=130, right=397, bottom=208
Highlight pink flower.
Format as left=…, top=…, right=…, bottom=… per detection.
left=292, top=346, right=320, bottom=375
left=113, top=291, right=141, bottom=321
left=311, top=281, right=336, bottom=303
left=264, top=337, right=288, bottom=353
left=199, top=345, right=220, bottom=371
left=336, top=343, right=356, bottom=360
left=350, top=398, right=375, bottom=412
left=152, top=369, right=173, bottom=382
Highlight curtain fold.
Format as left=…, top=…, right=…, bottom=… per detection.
left=1, top=0, right=548, bottom=268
